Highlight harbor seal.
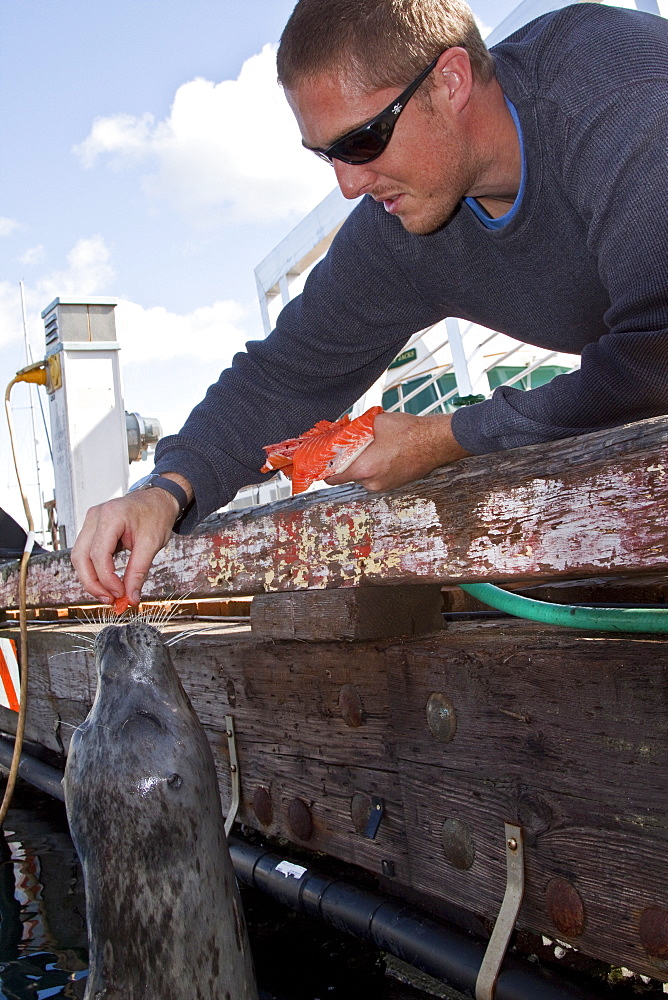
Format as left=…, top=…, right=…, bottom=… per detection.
left=63, top=621, right=259, bottom=1000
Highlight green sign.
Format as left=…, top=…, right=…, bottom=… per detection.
left=389, top=347, right=417, bottom=370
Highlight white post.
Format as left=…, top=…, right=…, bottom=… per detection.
left=446, top=317, right=491, bottom=399
left=42, top=298, right=128, bottom=549
left=278, top=274, right=291, bottom=307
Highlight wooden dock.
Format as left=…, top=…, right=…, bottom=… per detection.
left=0, top=415, right=667, bottom=986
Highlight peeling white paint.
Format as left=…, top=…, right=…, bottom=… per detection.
left=467, top=470, right=645, bottom=573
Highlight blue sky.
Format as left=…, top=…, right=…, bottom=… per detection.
left=0, top=0, right=650, bottom=534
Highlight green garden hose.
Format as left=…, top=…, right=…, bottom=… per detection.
left=461, top=583, right=668, bottom=633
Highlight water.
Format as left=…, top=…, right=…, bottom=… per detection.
left=0, top=784, right=443, bottom=1000
left=0, top=788, right=87, bottom=999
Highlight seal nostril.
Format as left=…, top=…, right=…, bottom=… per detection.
left=168, top=774, right=182, bottom=789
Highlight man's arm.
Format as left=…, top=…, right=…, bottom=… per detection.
left=71, top=473, right=193, bottom=604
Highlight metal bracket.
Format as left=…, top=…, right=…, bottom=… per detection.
left=475, top=823, right=525, bottom=1000
left=224, top=714, right=241, bottom=837
left=363, top=796, right=385, bottom=839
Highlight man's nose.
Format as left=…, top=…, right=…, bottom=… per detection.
left=333, top=159, right=376, bottom=200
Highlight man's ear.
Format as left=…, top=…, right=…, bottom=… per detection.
left=433, top=46, right=474, bottom=112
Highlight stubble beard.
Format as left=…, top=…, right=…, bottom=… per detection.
left=396, top=192, right=463, bottom=235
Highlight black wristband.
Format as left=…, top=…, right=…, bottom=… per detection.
left=128, top=474, right=190, bottom=524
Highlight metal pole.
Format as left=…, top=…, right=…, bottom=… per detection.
left=19, top=281, right=46, bottom=547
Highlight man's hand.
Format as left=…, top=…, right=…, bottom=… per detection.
left=325, top=411, right=470, bottom=491
left=71, top=474, right=193, bottom=605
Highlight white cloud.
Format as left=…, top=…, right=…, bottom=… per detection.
left=20, top=244, right=45, bottom=266
left=115, top=297, right=255, bottom=366
left=0, top=217, right=21, bottom=237
left=0, top=236, right=116, bottom=352
left=74, top=44, right=336, bottom=227
left=1, top=234, right=257, bottom=368
left=37, top=235, right=116, bottom=303
left=475, top=15, right=493, bottom=39
left=0, top=283, right=24, bottom=349
left=75, top=112, right=156, bottom=169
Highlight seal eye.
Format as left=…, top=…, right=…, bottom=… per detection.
left=168, top=773, right=182, bottom=789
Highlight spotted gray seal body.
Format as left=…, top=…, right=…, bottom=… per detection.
left=63, top=621, right=259, bottom=1000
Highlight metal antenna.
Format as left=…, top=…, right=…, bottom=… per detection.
left=19, top=280, right=48, bottom=546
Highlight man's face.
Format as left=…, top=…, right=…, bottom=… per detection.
left=286, top=69, right=479, bottom=235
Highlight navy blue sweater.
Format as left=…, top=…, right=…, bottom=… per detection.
left=155, top=4, right=668, bottom=531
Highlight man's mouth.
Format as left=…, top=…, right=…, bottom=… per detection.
left=380, top=194, right=403, bottom=214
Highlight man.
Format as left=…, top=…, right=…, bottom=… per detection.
left=72, top=0, right=668, bottom=605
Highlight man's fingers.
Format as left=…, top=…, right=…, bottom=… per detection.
left=123, top=539, right=163, bottom=606
left=118, top=491, right=180, bottom=602
left=70, top=549, right=116, bottom=605
left=86, top=520, right=130, bottom=600
left=71, top=508, right=118, bottom=604
left=325, top=447, right=376, bottom=487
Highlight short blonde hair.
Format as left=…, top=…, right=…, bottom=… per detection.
left=277, top=0, right=495, bottom=92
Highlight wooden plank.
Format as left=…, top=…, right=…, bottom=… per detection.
left=398, top=762, right=668, bottom=981
left=0, top=414, right=667, bottom=609
left=250, top=585, right=445, bottom=640
left=215, top=747, right=413, bottom=882
left=385, top=625, right=668, bottom=806
left=385, top=625, right=668, bottom=980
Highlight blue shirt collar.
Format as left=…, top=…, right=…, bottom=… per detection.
left=464, top=96, right=525, bottom=230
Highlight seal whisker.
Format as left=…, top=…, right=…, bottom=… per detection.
left=138, top=592, right=178, bottom=629
left=140, top=590, right=196, bottom=631
left=165, top=623, right=230, bottom=646
left=159, top=590, right=194, bottom=627
left=64, top=631, right=96, bottom=643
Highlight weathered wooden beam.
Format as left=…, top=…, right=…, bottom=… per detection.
left=1, top=415, right=667, bottom=608
left=250, top=585, right=445, bottom=641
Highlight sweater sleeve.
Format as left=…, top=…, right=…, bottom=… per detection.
left=452, top=73, right=668, bottom=455
left=154, top=198, right=445, bottom=530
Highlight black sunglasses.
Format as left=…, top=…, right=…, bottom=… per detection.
left=304, top=54, right=441, bottom=166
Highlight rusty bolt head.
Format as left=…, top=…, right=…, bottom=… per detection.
left=339, top=684, right=364, bottom=728
left=546, top=878, right=586, bottom=938
left=288, top=797, right=313, bottom=841
left=350, top=792, right=372, bottom=835
left=252, top=786, right=273, bottom=827
left=639, top=906, right=668, bottom=958
left=426, top=693, right=457, bottom=743
left=441, top=818, right=475, bottom=870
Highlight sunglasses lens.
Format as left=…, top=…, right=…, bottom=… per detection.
left=337, top=134, right=385, bottom=163
left=335, top=121, right=393, bottom=164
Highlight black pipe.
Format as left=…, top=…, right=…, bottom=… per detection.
left=0, top=736, right=65, bottom=802
left=0, top=744, right=627, bottom=1000
left=230, top=839, right=613, bottom=1000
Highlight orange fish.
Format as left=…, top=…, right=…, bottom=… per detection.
left=261, top=406, right=383, bottom=494
left=112, top=594, right=139, bottom=615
